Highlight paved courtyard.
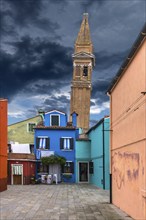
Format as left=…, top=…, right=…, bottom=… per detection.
left=0, top=184, right=133, bottom=220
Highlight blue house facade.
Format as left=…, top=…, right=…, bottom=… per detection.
left=75, top=116, right=110, bottom=189
left=34, top=110, right=79, bottom=183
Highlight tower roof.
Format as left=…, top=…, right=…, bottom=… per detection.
left=75, top=13, right=92, bottom=45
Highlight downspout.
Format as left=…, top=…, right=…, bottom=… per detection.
left=107, top=92, right=112, bottom=204
left=102, top=120, right=105, bottom=190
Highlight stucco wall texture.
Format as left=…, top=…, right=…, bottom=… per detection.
left=8, top=115, right=42, bottom=144
left=110, top=40, right=146, bottom=219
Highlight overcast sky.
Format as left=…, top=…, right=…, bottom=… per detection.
left=0, top=0, right=146, bottom=125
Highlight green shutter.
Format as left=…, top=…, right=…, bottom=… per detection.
left=70, top=162, right=74, bottom=174
left=46, top=138, right=50, bottom=149
left=36, top=138, right=40, bottom=149
left=60, top=138, right=64, bottom=149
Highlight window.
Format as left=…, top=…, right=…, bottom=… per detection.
left=62, top=162, right=74, bottom=174
left=27, top=123, right=36, bottom=132
left=83, top=66, right=88, bottom=76
left=51, top=115, right=59, bottom=126
left=60, top=138, right=74, bottom=150
left=30, top=144, right=34, bottom=154
left=36, top=137, right=50, bottom=149
left=37, top=163, right=49, bottom=173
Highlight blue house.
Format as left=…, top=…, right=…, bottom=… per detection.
left=75, top=116, right=110, bottom=189
left=34, top=110, right=79, bottom=183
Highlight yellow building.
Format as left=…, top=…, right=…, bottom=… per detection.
left=8, top=114, right=43, bottom=146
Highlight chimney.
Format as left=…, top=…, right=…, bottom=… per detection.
left=71, top=112, right=78, bottom=127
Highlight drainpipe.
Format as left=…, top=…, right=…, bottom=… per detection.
left=102, top=120, right=105, bottom=190
left=107, top=92, right=112, bottom=204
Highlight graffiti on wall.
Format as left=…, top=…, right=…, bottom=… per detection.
left=112, top=151, right=140, bottom=189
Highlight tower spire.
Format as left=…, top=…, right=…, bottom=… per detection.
left=75, top=13, right=93, bottom=54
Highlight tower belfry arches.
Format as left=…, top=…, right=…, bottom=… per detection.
left=70, top=13, right=95, bottom=133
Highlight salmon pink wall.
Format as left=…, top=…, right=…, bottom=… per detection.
left=110, top=39, right=146, bottom=219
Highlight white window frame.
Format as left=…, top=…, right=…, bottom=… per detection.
left=50, top=114, right=60, bottom=126
left=61, top=137, right=72, bottom=151
left=37, top=136, right=49, bottom=149
left=63, top=161, right=73, bottom=174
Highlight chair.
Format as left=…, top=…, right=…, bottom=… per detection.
left=41, top=175, right=46, bottom=183
left=53, top=174, right=58, bottom=184
left=47, top=175, right=52, bottom=184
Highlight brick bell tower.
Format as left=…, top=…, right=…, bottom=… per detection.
left=70, top=13, right=95, bottom=133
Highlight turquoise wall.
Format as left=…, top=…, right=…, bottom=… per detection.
left=75, top=140, right=91, bottom=183
left=88, top=117, right=110, bottom=190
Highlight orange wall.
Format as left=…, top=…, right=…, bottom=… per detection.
left=110, top=39, right=146, bottom=219
left=0, top=99, right=8, bottom=192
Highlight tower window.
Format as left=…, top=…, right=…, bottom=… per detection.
left=83, top=66, right=88, bottom=76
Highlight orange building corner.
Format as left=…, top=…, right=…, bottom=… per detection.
left=0, top=99, right=8, bottom=192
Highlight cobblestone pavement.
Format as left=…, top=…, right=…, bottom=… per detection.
left=0, top=184, right=133, bottom=220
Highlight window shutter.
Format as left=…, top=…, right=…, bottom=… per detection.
left=70, top=162, right=74, bottom=174
left=70, top=138, right=74, bottom=150
left=46, top=138, right=50, bottom=149
left=89, top=161, right=94, bottom=174
left=60, top=138, right=64, bottom=149
left=36, top=138, right=39, bottom=149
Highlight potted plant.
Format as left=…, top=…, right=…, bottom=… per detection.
left=30, top=174, right=36, bottom=184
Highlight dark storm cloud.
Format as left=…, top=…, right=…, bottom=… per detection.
left=34, top=95, right=70, bottom=114
left=3, top=0, right=42, bottom=27
left=25, top=80, right=70, bottom=96
left=81, top=0, right=105, bottom=9
left=94, top=50, right=129, bottom=72
left=0, top=9, right=16, bottom=36
left=1, top=0, right=145, bottom=124
left=0, top=36, right=72, bottom=101
left=1, top=0, right=60, bottom=39
left=90, top=49, right=130, bottom=103
left=44, top=95, right=70, bottom=106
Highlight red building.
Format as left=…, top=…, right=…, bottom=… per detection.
left=0, top=99, right=8, bottom=192
left=8, top=152, right=36, bottom=185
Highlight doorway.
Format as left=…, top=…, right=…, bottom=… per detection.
left=11, top=164, right=23, bottom=185
left=79, top=162, right=89, bottom=182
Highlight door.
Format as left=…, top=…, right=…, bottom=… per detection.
left=11, top=164, right=23, bottom=185
left=49, top=164, right=61, bottom=182
left=79, top=162, right=89, bottom=182
left=13, top=175, right=22, bottom=184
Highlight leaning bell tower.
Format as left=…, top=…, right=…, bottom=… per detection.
left=70, top=13, right=95, bottom=133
